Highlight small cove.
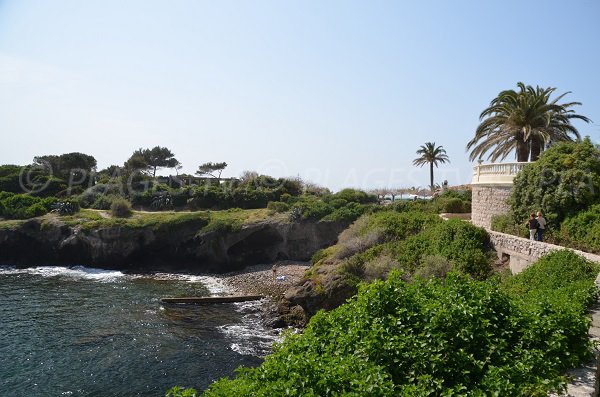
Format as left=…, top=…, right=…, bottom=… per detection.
left=0, top=265, right=277, bottom=396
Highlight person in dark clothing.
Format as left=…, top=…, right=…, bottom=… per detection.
left=536, top=211, right=547, bottom=242
left=527, top=212, right=539, bottom=241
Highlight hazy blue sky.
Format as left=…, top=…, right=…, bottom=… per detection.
left=1, top=0, right=599, bottom=191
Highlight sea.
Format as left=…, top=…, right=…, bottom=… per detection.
left=0, top=265, right=278, bottom=397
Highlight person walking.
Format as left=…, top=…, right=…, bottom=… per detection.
left=536, top=211, right=547, bottom=242
left=527, top=213, right=539, bottom=241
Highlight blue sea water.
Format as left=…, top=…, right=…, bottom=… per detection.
left=0, top=266, right=276, bottom=396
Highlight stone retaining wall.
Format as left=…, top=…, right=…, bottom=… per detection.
left=471, top=185, right=513, bottom=229
left=488, top=230, right=600, bottom=273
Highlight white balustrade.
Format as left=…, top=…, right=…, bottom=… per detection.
left=472, top=162, right=529, bottom=184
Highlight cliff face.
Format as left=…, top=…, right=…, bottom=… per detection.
left=0, top=218, right=347, bottom=273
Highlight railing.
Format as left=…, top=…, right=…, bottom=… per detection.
left=472, top=162, right=529, bottom=184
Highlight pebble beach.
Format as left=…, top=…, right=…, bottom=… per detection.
left=220, top=261, right=310, bottom=298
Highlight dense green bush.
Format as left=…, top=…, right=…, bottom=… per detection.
left=490, top=213, right=528, bottom=238
left=413, top=254, right=453, bottom=279
left=501, top=250, right=598, bottom=370
left=366, top=210, right=441, bottom=240
left=291, top=195, right=334, bottom=220
left=424, top=219, right=491, bottom=280
left=266, top=201, right=290, bottom=213
left=560, top=205, right=600, bottom=253
left=110, top=198, right=132, bottom=218
left=79, top=184, right=123, bottom=208
left=288, top=190, right=375, bottom=223
left=510, top=138, right=600, bottom=225
left=0, top=193, right=56, bottom=219
left=92, top=194, right=121, bottom=210
left=381, top=219, right=491, bottom=279
left=321, top=202, right=366, bottom=222
left=183, top=253, right=597, bottom=396
left=329, top=188, right=377, bottom=205
left=439, top=197, right=469, bottom=213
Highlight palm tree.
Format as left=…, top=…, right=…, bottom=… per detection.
left=413, top=142, right=450, bottom=193
left=466, top=82, right=590, bottom=162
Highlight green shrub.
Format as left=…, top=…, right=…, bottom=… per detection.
left=0, top=191, right=15, bottom=201
left=510, top=138, right=600, bottom=225
left=291, top=195, right=333, bottom=220
left=92, top=194, right=121, bottom=210
left=202, top=217, right=243, bottom=234
left=425, top=220, right=491, bottom=279
left=266, top=201, right=290, bottom=213
left=504, top=250, right=599, bottom=305
left=490, top=213, right=528, bottom=237
left=197, top=269, right=594, bottom=396
left=338, top=256, right=366, bottom=279
left=330, top=188, right=377, bottom=204
left=334, top=216, right=382, bottom=259
left=79, top=184, right=123, bottom=208
left=367, top=210, right=441, bottom=240
left=311, top=248, right=328, bottom=265
left=0, top=194, right=55, bottom=219
left=110, top=198, right=132, bottom=218
left=279, top=193, right=292, bottom=203
left=363, top=254, right=401, bottom=280
left=439, top=197, right=469, bottom=213
left=24, top=203, right=47, bottom=218
left=321, top=202, right=366, bottom=222
left=560, top=204, right=600, bottom=253
left=413, top=254, right=453, bottom=279
left=501, top=250, right=599, bottom=370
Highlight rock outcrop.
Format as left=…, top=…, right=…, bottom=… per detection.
left=0, top=217, right=347, bottom=273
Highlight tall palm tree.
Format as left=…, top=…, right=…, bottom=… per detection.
left=466, top=82, right=590, bottom=162
left=413, top=142, right=450, bottom=193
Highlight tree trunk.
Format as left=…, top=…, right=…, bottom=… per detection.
left=516, top=141, right=529, bottom=162
left=529, top=137, right=543, bottom=162
left=429, top=162, right=434, bottom=194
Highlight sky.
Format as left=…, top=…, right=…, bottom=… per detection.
left=1, top=0, right=599, bottom=191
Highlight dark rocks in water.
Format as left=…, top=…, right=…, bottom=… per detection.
left=0, top=218, right=347, bottom=274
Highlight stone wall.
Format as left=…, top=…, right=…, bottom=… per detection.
left=471, top=184, right=513, bottom=229
left=488, top=230, right=600, bottom=273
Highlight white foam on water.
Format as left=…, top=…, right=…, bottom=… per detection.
left=0, top=265, right=125, bottom=282
left=218, top=299, right=282, bottom=357
left=145, top=272, right=232, bottom=295
left=188, top=275, right=232, bottom=295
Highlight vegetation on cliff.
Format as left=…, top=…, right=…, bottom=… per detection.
left=0, top=150, right=376, bottom=225
left=283, top=195, right=488, bottom=320
left=170, top=250, right=598, bottom=396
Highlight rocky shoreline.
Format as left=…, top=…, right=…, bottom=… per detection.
left=0, top=217, right=346, bottom=273
left=219, top=261, right=310, bottom=297
left=214, top=261, right=312, bottom=328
